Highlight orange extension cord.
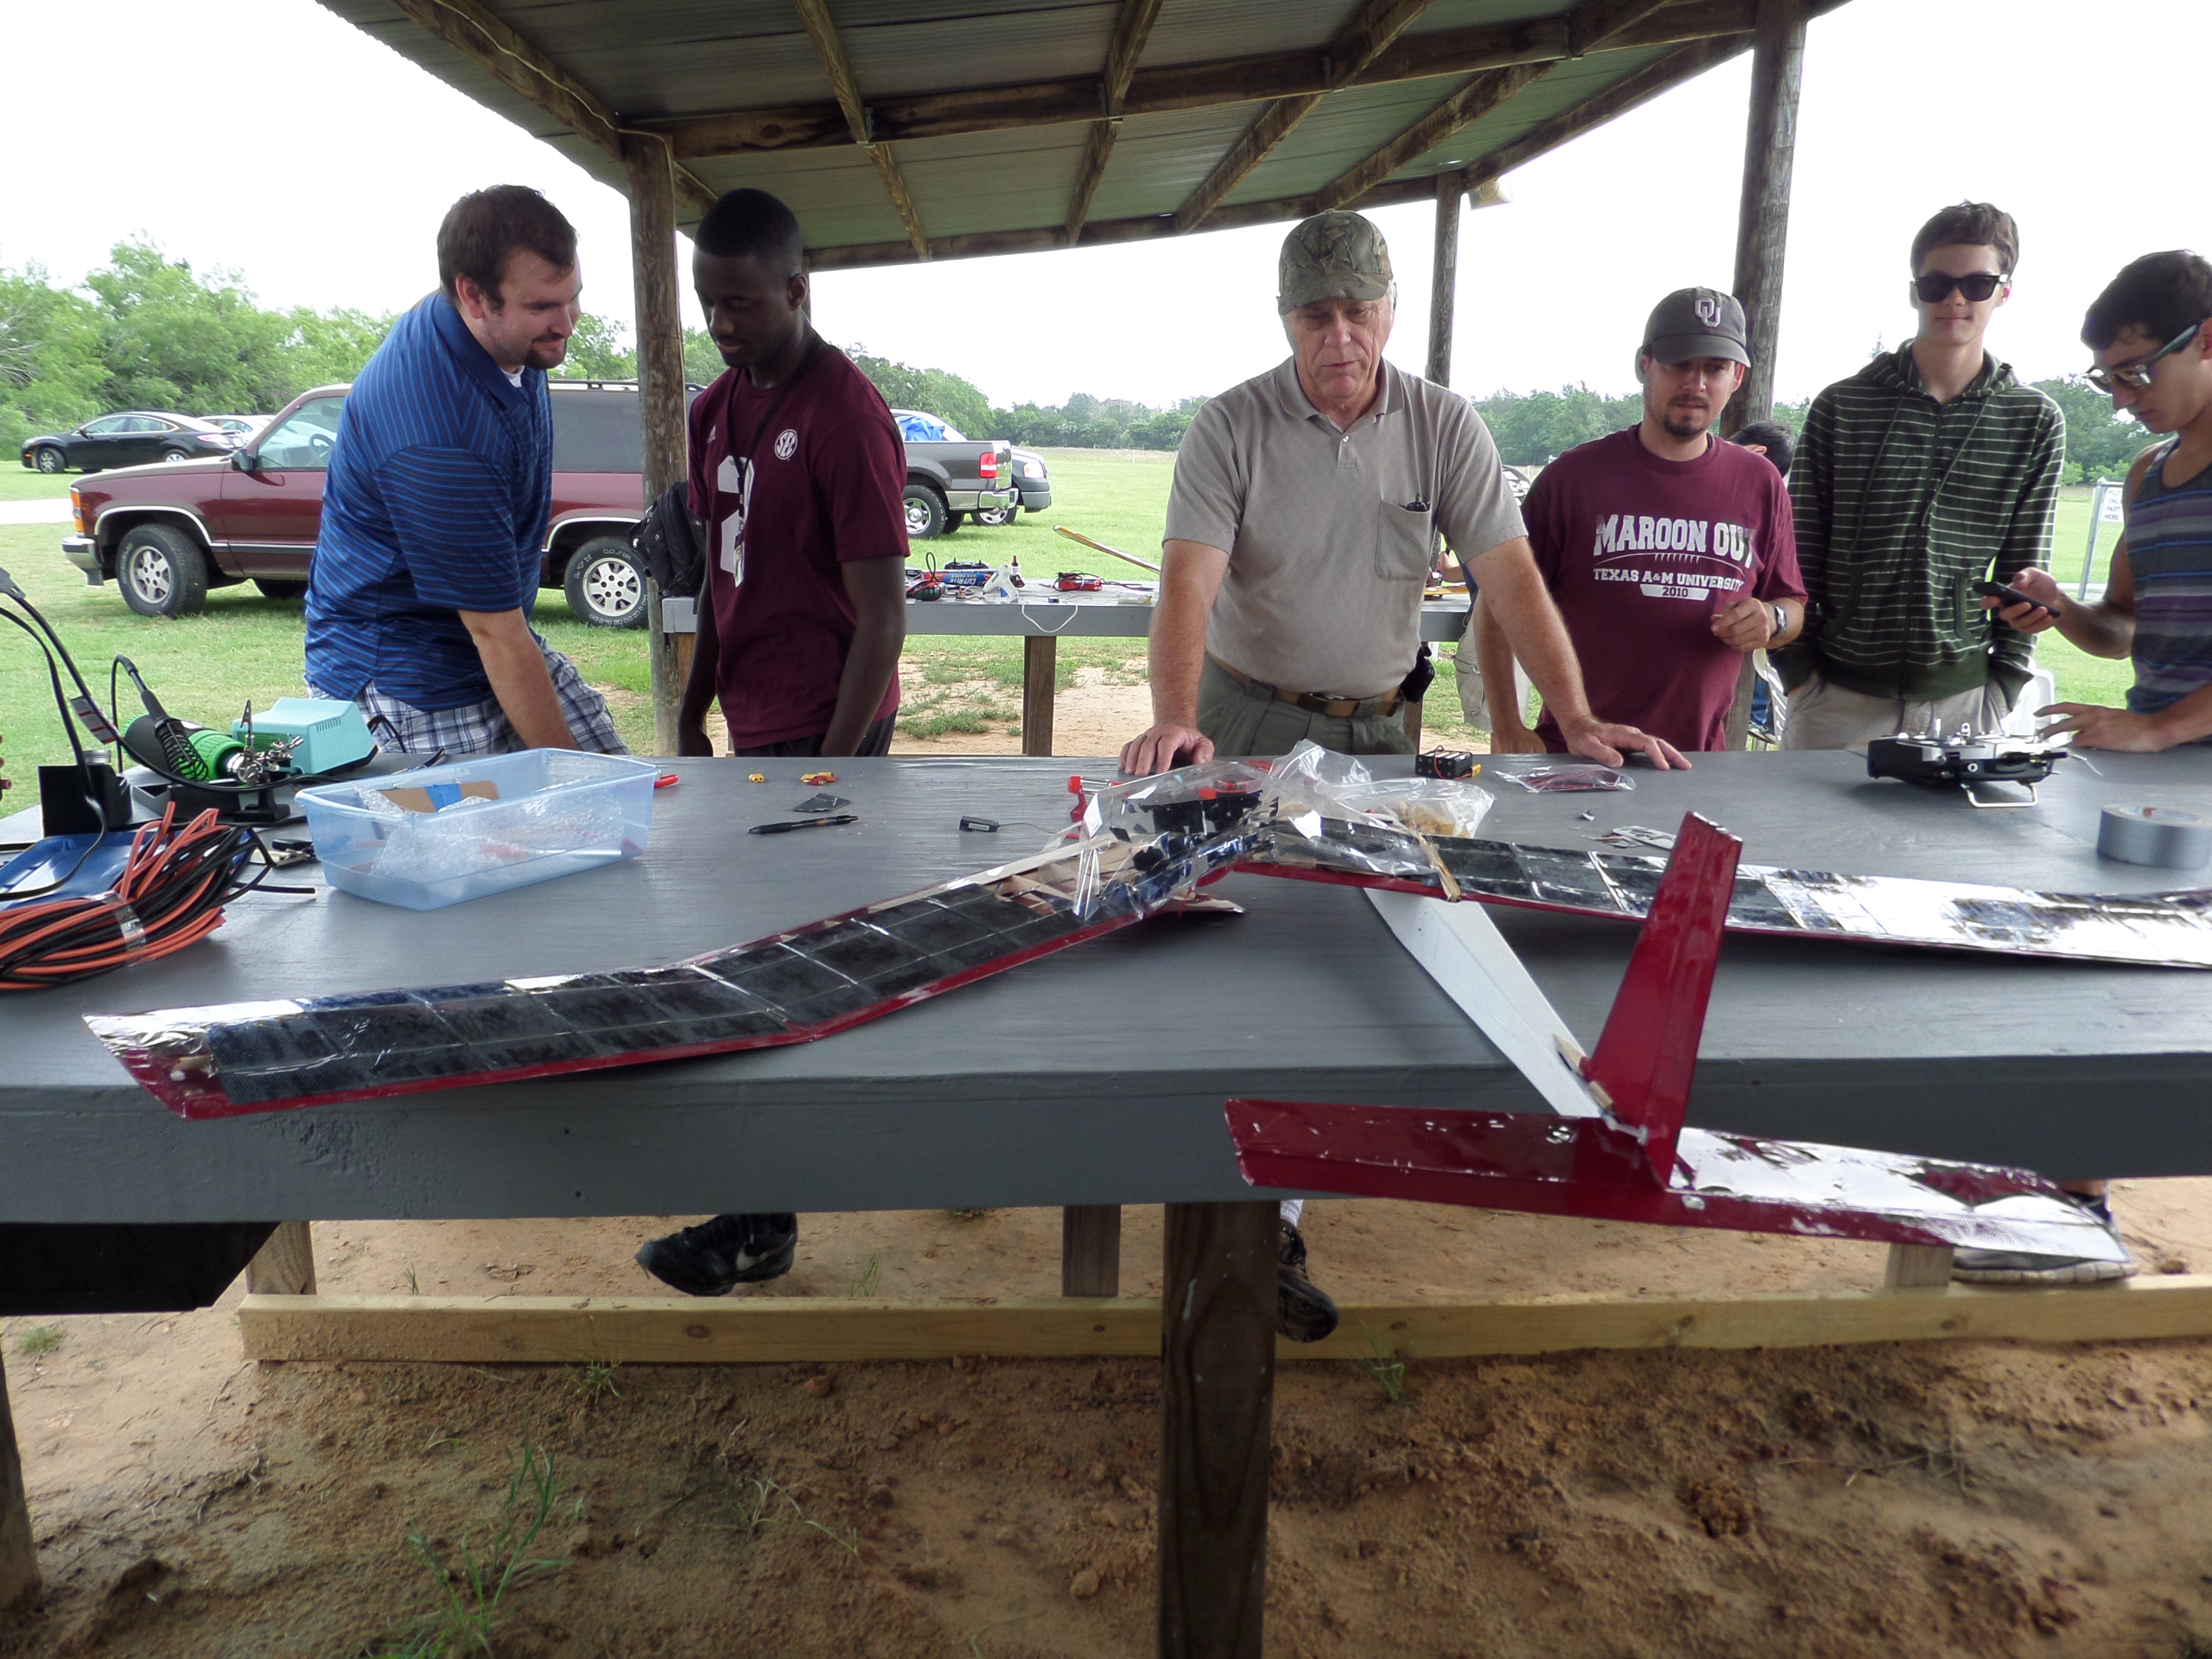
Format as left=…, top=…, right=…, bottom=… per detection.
left=0, top=805, right=266, bottom=990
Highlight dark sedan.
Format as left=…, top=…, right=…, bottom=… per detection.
left=19, top=412, right=239, bottom=474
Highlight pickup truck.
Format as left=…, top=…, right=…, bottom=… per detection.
left=890, top=409, right=1019, bottom=539
left=60, top=379, right=687, bottom=627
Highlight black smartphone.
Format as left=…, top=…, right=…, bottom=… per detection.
left=1974, top=579, right=2050, bottom=613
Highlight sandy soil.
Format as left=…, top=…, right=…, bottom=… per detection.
left=10, top=683, right=2212, bottom=1657
left=6, top=1183, right=2212, bottom=1658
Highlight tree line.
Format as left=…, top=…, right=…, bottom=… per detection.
left=0, top=241, right=2155, bottom=482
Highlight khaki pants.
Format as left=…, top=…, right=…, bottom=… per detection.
left=1780, top=671, right=2010, bottom=751
left=1196, top=656, right=1413, bottom=758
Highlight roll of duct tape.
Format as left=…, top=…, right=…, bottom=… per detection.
left=2098, top=804, right=2212, bottom=869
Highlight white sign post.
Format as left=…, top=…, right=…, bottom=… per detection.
left=2078, top=478, right=2126, bottom=598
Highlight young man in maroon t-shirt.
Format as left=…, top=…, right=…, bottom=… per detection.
left=639, top=187, right=908, bottom=1300
left=1475, top=288, right=1804, bottom=754
left=673, top=188, right=908, bottom=760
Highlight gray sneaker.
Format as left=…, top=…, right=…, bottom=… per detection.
left=1951, top=1193, right=2137, bottom=1285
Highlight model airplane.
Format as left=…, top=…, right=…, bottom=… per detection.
left=81, top=749, right=2152, bottom=1264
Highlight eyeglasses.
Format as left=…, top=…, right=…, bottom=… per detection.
left=1913, top=271, right=2008, bottom=304
left=2087, top=322, right=2205, bottom=394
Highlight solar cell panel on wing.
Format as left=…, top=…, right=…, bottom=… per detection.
left=1724, top=876, right=1804, bottom=931
left=1511, top=848, right=1624, bottom=908
left=876, top=900, right=995, bottom=955
left=705, top=945, right=853, bottom=1008
left=807, top=921, right=931, bottom=985
left=933, top=890, right=1042, bottom=934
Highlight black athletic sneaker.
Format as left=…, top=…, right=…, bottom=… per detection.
left=1277, top=1221, right=1339, bottom=1343
left=635, top=1213, right=798, bottom=1296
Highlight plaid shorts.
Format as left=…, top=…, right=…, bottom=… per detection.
left=317, top=642, right=628, bottom=758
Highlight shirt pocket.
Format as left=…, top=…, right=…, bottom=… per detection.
left=1374, top=499, right=1435, bottom=582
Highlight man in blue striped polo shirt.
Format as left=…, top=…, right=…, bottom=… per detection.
left=305, top=185, right=624, bottom=755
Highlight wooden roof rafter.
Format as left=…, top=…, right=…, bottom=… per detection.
left=1172, top=0, right=1435, bottom=233
left=382, top=0, right=718, bottom=215
left=639, top=0, right=1782, bottom=162
left=1063, top=0, right=1166, bottom=247
left=802, top=30, right=1746, bottom=271
left=790, top=0, right=930, bottom=260
left=1313, top=0, right=1675, bottom=214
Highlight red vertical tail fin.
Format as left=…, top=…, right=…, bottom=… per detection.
left=1581, top=812, right=1740, bottom=1184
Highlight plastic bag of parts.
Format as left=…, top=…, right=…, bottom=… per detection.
left=1260, top=741, right=1491, bottom=885
left=1498, top=764, right=1635, bottom=794
left=1072, top=759, right=1274, bottom=919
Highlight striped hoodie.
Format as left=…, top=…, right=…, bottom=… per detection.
left=1778, top=345, right=2064, bottom=704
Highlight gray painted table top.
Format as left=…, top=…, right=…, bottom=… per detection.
left=6, top=749, right=2212, bottom=1223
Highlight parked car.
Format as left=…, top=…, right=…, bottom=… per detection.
left=20, top=411, right=239, bottom=474
left=888, top=409, right=1020, bottom=538
left=60, top=379, right=691, bottom=625
left=198, top=414, right=268, bottom=440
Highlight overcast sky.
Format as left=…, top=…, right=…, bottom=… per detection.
left=5, top=0, right=2202, bottom=411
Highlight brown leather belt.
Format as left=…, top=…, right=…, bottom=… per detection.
left=1208, top=654, right=1402, bottom=719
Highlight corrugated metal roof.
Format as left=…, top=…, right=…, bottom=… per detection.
left=314, top=0, right=1846, bottom=266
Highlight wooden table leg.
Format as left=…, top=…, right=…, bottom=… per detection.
left=1060, top=1205, right=1121, bottom=1297
left=1884, top=1243, right=1954, bottom=1289
left=1022, top=635, right=1057, bottom=758
left=0, top=1349, right=36, bottom=1611
left=1157, top=1200, right=1275, bottom=1659
left=247, top=1222, right=317, bottom=1296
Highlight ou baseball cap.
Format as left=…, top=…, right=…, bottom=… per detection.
left=1642, top=287, right=1751, bottom=368
left=1279, top=211, right=1394, bottom=314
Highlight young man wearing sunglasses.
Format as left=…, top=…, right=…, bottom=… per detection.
left=1777, top=202, right=2065, bottom=748
left=1937, top=251, right=2212, bottom=1288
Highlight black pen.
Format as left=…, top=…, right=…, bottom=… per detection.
left=749, top=814, right=859, bottom=835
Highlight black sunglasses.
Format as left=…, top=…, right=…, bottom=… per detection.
left=1915, top=271, right=2008, bottom=304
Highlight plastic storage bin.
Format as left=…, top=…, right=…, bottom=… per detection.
left=299, top=750, right=661, bottom=910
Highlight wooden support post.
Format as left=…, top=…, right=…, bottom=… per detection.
left=1060, top=1205, right=1122, bottom=1298
left=245, top=1221, right=316, bottom=1296
left=1403, top=695, right=1424, bottom=749
left=1885, top=1243, right=1955, bottom=1290
left=1720, top=0, right=1805, bottom=436
left=1022, top=635, right=1057, bottom=757
left=1425, top=172, right=1461, bottom=388
left=0, top=1349, right=34, bottom=1612
left=1720, top=0, right=1804, bottom=743
left=1157, top=1200, right=1276, bottom=1659
left=626, top=131, right=692, bottom=756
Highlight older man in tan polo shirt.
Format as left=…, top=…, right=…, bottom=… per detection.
left=1121, top=209, right=1685, bottom=777
left=1120, top=210, right=1685, bottom=1346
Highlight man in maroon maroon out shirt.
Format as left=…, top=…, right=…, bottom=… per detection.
left=1474, top=288, right=1804, bottom=754
left=674, top=187, right=908, bottom=760
left=639, top=187, right=908, bottom=1300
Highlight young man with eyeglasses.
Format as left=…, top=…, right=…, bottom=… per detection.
left=1777, top=202, right=2065, bottom=749
left=1475, top=288, right=1804, bottom=755
left=1936, top=251, right=2212, bottom=1288
left=1985, top=251, right=2212, bottom=753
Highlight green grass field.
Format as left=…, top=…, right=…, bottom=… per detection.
left=0, top=469, right=75, bottom=502
left=0, top=459, right=2147, bottom=794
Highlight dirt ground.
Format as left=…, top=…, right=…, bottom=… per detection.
left=11, top=683, right=2212, bottom=1657
left=7, top=1185, right=2212, bottom=1659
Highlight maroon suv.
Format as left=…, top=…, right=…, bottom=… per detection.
left=61, top=380, right=678, bottom=627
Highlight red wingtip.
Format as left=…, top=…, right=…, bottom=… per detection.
left=1580, top=812, right=1740, bottom=1183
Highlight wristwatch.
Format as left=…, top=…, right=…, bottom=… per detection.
left=1769, top=602, right=1788, bottom=640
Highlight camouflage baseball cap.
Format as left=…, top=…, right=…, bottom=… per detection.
left=1278, top=211, right=1394, bottom=313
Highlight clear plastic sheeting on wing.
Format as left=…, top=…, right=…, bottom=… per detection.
left=83, top=814, right=1244, bottom=1119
